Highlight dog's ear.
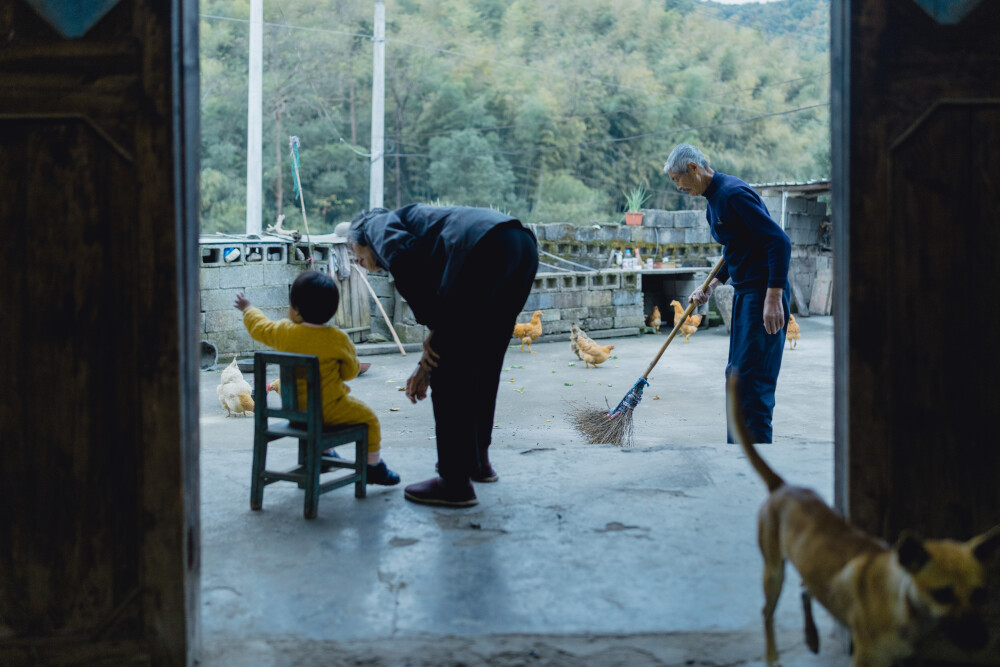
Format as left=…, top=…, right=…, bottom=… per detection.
left=969, top=525, right=1000, bottom=564
left=896, top=531, right=931, bottom=573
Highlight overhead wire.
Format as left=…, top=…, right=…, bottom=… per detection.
left=387, top=102, right=829, bottom=159
left=198, top=11, right=802, bottom=115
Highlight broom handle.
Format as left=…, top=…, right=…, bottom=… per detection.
left=351, top=263, right=407, bottom=356
left=641, top=256, right=725, bottom=379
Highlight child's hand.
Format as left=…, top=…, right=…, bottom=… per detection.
left=234, top=292, right=251, bottom=311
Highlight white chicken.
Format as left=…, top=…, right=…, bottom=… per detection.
left=217, top=356, right=254, bottom=417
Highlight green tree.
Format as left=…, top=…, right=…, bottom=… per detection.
left=427, top=130, right=519, bottom=211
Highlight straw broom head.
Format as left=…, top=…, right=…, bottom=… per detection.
left=568, top=377, right=648, bottom=448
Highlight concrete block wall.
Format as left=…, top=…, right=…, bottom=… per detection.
left=526, top=212, right=722, bottom=270
left=515, top=270, right=644, bottom=340
left=366, top=274, right=397, bottom=341
left=200, top=239, right=335, bottom=357
left=760, top=195, right=831, bottom=315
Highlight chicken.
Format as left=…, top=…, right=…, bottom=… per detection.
left=217, top=356, right=254, bottom=417
left=266, top=378, right=281, bottom=394
left=577, top=337, right=615, bottom=369
left=645, top=305, right=661, bottom=333
left=669, top=300, right=703, bottom=343
left=512, top=310, right=543, bottom=353
left=569, top=322, right=595, bottom=359
left=786, top=314, right=801, bottom=350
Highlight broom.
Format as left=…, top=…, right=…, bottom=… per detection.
left=570, top=256, right=725, bottom=447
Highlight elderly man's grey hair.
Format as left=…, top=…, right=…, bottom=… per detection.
left=663, top=143, right=710, bottom=175
left=347, top=207, right=389, bottom=246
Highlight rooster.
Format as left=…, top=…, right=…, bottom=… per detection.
left=577, top=337, right=615, bottom=369
left=669, top=300, right=703, bottom=343
left=786, top=314, right=801, bottom=350
left=512, top=310, right=543, bottom=353
left=217, top=356, right=254, bottom=417
left=569, top=322, right=595, bottom=360
left=645, top=305, right=662, bottom=333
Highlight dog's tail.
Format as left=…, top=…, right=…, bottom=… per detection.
left=726, top=375, right=784, bottom=492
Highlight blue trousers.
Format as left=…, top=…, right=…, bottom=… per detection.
left=725, top=286, right=790, bottom=444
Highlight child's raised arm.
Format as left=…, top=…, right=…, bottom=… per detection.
left=234, top=292, right=251, bottom=311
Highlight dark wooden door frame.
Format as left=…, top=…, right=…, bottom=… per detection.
left=831, top=0, right=850, bottom=518
left=174, top=0, right=202, bottom=662
left=0, top=1, right=200, bottom=663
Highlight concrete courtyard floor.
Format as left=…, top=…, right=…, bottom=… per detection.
left=198, top=316, right=847, bottom=666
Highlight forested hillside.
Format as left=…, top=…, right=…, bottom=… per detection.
left=200, top=0, right=830, bottom=233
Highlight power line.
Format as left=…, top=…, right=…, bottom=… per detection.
left=199, top=12, right=761, bottom=114
left=200, top=13, right=372, bottom=40
left=381, top=72, right=830, bottom=142
left=387, top=102, right=829, bottom=159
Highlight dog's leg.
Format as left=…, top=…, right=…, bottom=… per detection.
left=801, top=588, right=819, bottom=654
left=762, top=560, right=785, bottom=665
left=759, top=512, right=785, bottom=666
left=850, top=645, right=890, bottom=667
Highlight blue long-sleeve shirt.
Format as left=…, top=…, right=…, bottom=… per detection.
left=702, top=172, right=790, bottom=293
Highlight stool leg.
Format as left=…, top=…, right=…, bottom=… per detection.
left=304, top=436, right=320, bottom=519
left=251, top=433, right=267, bottom=511
left=355, top=428, right=367, bottom=499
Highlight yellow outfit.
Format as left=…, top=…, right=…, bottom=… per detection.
left=242, top=307, right=380, bottom=453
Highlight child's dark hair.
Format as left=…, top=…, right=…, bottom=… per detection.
left=290, top=270, right=340, bottom=324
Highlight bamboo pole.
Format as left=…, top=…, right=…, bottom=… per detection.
left=351, top=263, right=406, bottom=356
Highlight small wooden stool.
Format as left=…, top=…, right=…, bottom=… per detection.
left=250, top=351, right=367, bottom=519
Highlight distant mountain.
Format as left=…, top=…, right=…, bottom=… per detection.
left=691, top=0, right=830, bottom=53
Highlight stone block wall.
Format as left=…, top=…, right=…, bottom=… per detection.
left=201, top=198, right=832, bottom=358
left=760, top=195, right=831, bottom=315
left=200, top=239, right=340, bottom=357
left=514, top=270, right=644, bottom=340
left=526, top=211, right=722, bottom=270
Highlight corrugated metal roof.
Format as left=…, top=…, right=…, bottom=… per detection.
left=751, top=179, right=831, bottom=195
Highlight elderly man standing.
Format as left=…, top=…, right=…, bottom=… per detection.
left=664, top=143, right=791, bottom=444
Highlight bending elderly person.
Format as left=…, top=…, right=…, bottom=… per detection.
left=347, top=204, right=538, bottom=507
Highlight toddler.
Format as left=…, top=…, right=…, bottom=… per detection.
left=234, top=270, right=399, bottom=485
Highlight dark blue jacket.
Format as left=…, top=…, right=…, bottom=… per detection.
left=703, top=172, right=790, bottom=292
left=359, top=204, right=534, bottom=329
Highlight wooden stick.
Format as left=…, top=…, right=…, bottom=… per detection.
left=289, top=139, right=312, bottom=260
left=351, top=263, right=406, bottom=356
left=641, top=256, right=725, bottom=379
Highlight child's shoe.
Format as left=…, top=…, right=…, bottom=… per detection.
left=367, top=460, right=400, bottom=486
left=320, top=448, right=343, bottom=472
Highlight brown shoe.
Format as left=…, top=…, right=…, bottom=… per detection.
left=434, top=461, right=499, bottom=483
left=404, top=477, right=478, bottom=507
left=472, top=463, right=499, bottom=483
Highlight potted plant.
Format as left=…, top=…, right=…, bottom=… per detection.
left=623, top=187, right=650, bottom=226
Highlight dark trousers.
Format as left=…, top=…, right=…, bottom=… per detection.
left=725, top=285, right=790, bottom=444
left=430, top=226, right=539, bottom=482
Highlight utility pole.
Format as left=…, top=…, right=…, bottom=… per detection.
left=246, top=0, right=263, bottom=236
left=369, top=0, right=385, bottom=210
